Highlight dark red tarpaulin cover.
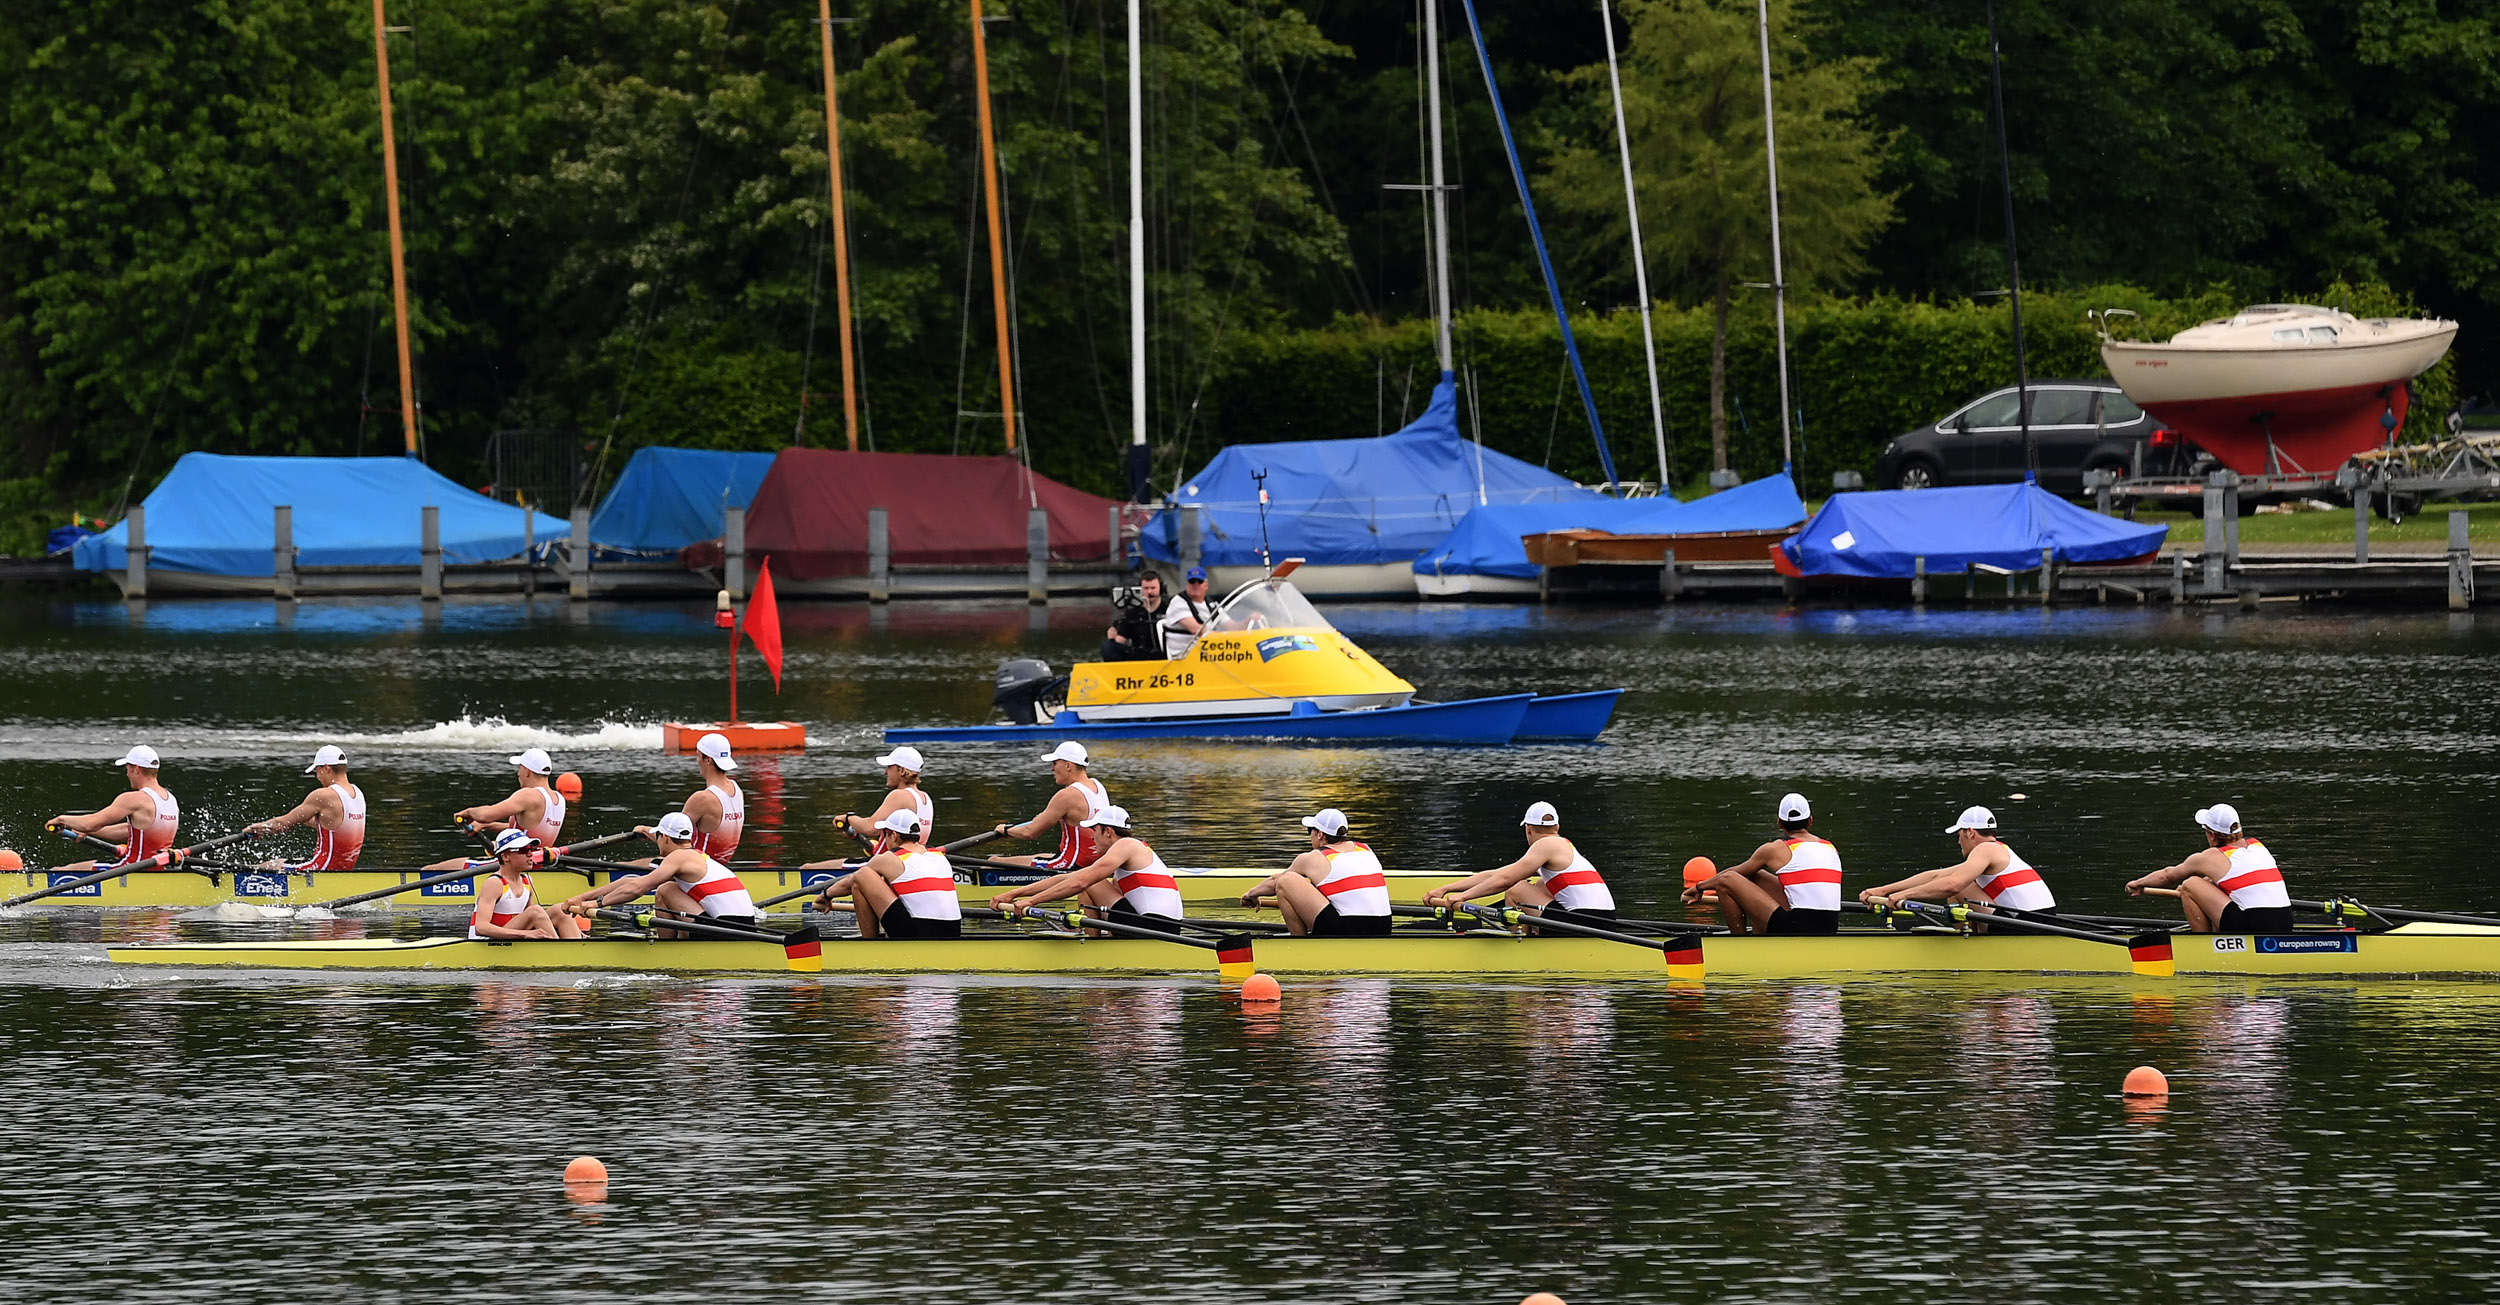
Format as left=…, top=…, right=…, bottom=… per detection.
left=733, top=449, right=1121, bottom=580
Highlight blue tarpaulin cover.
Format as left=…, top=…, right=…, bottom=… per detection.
left=72, top=453, right=569, bottom=576
left=1413, top=473, right=1807, bottom=579
left=1776, top=481, right=2168, bottom=578
left=588, top=446, right=776, bottom=559
left=1142, top=375, right=1602, bottom=568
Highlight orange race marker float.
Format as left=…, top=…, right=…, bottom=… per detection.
left=663, top=559, right=806, bottom=753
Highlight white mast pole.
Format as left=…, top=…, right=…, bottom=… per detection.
left=1600, top=0, right=1667, bottom=494
left=1424, top=0, right=1453, bottom=377
left=1127, top=0, right=1148, bottom=499
left=1756, top=0, right=1793, bottom=475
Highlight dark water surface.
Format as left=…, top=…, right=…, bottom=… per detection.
left=1, top=596, right=2497, bottom=1301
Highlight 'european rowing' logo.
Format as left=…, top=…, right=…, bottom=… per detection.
left=2254, top=933, right=2358, bottom=955
left=1256, top=634, right=1320, bottom=662
left=234, top=872, right=290, bottom=898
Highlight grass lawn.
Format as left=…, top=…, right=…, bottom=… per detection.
left=2135, top=498, right=2500, bottom=547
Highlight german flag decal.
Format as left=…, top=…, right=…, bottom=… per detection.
left=1217, top=936, right=1257, bottom=984
left=783, top=925, right=824, bottom=974
left=2127, top=933, right=2175, bottom=978
left=1664, top=934, right=1706, bottom=982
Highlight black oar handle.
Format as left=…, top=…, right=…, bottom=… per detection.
left=592, top=906, right=791, bottom=946
left=1886, top=898, right=2147, bottom=948
left=1455, top=902, right=1677, bottom=952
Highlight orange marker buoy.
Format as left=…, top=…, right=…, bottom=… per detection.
left=555, top=772, right=585, bottom=802
left=1681, top=856, right=1716, bottom=889
left=1239, top=972, right=1282, bottom=1003
left=564, top=1154, right=608, bottom=1184
left=1522, top=1294, right=1568, bottom=1305
left=2122, top=1066, right=2169, bottom=1096
left=0, top=849, right=21, bottom=871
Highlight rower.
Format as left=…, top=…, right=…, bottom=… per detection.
left=454, top=747, right=568, bottom=845
left=1683, top=792, right=1841, bottom=935
left=468, top=829, right=581, bottom=940
left=835, top=745, right=934, bottom=852
left=986, top=806, right=1182, bottom=926
left=814, top=809, right=963, bottom=940
left=990, top=742, right=1110, bottom=870
left=1236, top=808, right=1392, bottom=937
left=47, top=745, right=180, bottom=877
left=243, top=745, right=369, bottom=872
left=559, top=811, right=758, bottom=936
left=680, top=732, right=746, bottom=860
left=1857, top=806, right=2054, bottom=925
left=2125, top=803, right=2293, bottom=934
left=1424, top=801, right=1617, bottom=925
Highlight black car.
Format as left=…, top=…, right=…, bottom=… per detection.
left=1874, top=380, right=2194, bottom=493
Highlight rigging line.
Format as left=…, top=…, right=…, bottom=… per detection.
left=112, top=290, right=205, bottom=521
left=950, top=121, right=984, bottom=457
left=794, top=210, right=829, bottom=444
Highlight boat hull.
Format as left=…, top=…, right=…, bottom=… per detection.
left=1412, top=571, right=1540, bottom=599
left=1512, top=689, right=1621, bottom=742
left=1522, top=528, right=1797, bottom=567
left=2101, top=323, right=2456, bottom=476
left=886, top=693, right=1535, bottom=745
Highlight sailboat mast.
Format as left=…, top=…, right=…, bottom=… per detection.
left=817, top=0, right=860, bottom=451
left=370, top=0, right=418, bottom=459
left=1985, top=0, right=2031, bottom=477
left=1423, top=0, right=1453, bottom=376
left=969, top=0, right=1019, bottom=452
left=1600, top=0, right=1668, bottom=493
left=1755, top=0, right=1793, bottom=475
left=1126, top=0, right=1148, bottom=500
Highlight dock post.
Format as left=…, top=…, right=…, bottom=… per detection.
left=273, top=505, right=297, bottom=601
left=2201, top=472, right=2229, bottom=596
left=522, top=505, right=537, bottom=598
left=568, top=508, right=591, bottom=602
left=2170, top=552, right=2186, bottom=604
left=420, top=506, right=442, bottom=600
left=2222, top=472, right=2242, bottom=567
left=724, top=507, right=746, bottom=600
left=1660, top=548, right=1681, bottom=602
left=1108, top=505, right=1124, bottom=568
left=125, top=505, right=148, bottom=600
left=2450, top=510, right=2475, bottom=610
left=1911, top=555, right=1925, bottom=606
left=2039, top=548, right=2054, bottom=607
left=2353, top=483, right=2371, bottom=563
left=1964, top=561, right=1977, bottom=601
left=1027, top=507, right=1049, bottom=605
left=867, top=507, right=890, bottom=604
left=1180, top=504, right=1202, bottom=573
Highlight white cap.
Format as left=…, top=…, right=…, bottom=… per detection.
left=876, top=745, right=926, bottom=773
left=1778, top=792, right=1812, bottom=822
left=1300, top=808, right=1349, bottom=837
left=2194, top=803, right=2241, bottom=835
left=491, top=828, right=539, bottom=855
left=1081, top=805, right=1132, bottom=830
left=116, top=745, right=161, bottom=769
left=876, top=808, right=923, bottom=836
left=1042, top=742, right=1090, bottom=767
left=305, top=745, right=347, bottom=774
left=1521, top=800, right=1560, bottom=827
left=1945, top=805, right=1997, bottom=834
left=653, top=811, right=696, bottom=841
left=695, top=732, right=737, bottom=772
left=509, top=747, right=554, bottom=775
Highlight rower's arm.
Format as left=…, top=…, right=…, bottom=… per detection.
left=52, top=795, right=143, bottom=837
left=989, top=860, right=1114, bottom=911
left=2127, top=853, right=2218, bottom=894
left=1000, top=789, right=1080, bottom=841
left=1425, top=859, right=1533, bottom=906
left=574, top=863, right=679, bottom=909
left=251, top=789, right=334, bottom=837
left=798, top=855, right=860, bottom=872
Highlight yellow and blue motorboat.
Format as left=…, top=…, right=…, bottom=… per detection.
left=886, top=564, right=1619, bottom=746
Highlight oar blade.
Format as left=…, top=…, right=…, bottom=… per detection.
left=1216, top=935, right=1257, bottom=985
left=1664, top=933, right=1706, bottom=982
left=783, top=925, right=824, bottom=974
left=2127, top=933, right=2175, bottom=978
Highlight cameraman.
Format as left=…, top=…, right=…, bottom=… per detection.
left=1098, top=571, right=1169, bottom=662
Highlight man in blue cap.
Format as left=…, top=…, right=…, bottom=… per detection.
left=1159, top=566, right=1219, bottom=658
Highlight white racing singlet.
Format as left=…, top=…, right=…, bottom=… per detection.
left=1777, top=834, right=1844, bottom=912
left=1039, top=779, right=1109, bottom=870
left=888, top=849, right=963, bottom=921
left=1113, top=845, right=1185, bottom=919
left=111, top=786, right=181, bottom=868
left=692, top=780, right=744, bottom=860
left=522, top=786, right=566, bottom=847
left=871, top=787, right=937, bottom=854
left=2217, top=839, right=2289, bottom=911
left=1315, top=842, right=1392, bottom=917
left=680, top=855, right=755, bottom=919
left=1534, top=838, right=1615, bottom=913
left=295, top=782, right=367, bottom=871
left=1973, top=843, right=2054, bottom=912
left=469, top=871, right=534, bottom=939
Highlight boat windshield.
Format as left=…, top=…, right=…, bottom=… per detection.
left=1214, top=579, right=1334, bottom=633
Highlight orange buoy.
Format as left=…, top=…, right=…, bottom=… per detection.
left=2122, top=1065, right=2169, bottom=1097
left=564, top=1154, right=608, bottom=1184
left=1239, top=972, right=1282, bottom=1003
left=554, top=772, right=585, bottom=802
left=1682, top=856, right=1716, bottom=889
left=1522, top=1294, right=1568, bottom=1305
left=0, top=849, right=21, bottom=871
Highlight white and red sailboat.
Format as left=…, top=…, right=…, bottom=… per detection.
left=2099, top=304, right=2456, bottom=477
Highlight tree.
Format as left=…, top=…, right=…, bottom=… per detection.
left=1543, top=0, right=1894, bottom=471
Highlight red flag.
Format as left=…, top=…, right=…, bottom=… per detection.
left=741, top=559, right=784, bottom=691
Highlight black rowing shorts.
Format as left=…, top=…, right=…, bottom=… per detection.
left=2216, top=903, right=2296, bottom=935
left=1765, top=907, right=1839, bottom=936
left=1106, top=900, right=1182, bottom=928
left=1310, top=904, right=1392, bottom=937
left=879, top=901, right=963, bottom=940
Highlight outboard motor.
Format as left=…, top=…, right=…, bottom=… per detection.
left=992, top=658, right=1068, bottom=725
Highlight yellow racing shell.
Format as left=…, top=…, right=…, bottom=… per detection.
left=1064, top=579, right=1414, bottom=721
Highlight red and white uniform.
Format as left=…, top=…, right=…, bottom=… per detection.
left=110, top=786, right=181, bottom=868
left=1112, top=845, right=1185, bottom=919
left=469, top=871, right=534, bottom=939
left=1973, top=843, right=2054, bottom=912
left=692, top=780, right=744, bottom=860
left=681, top=855, right=756, bottom=918
left=887, top=849, right=963, bottom=922
left=1777, top=834, right=1844, bottom=912
left=1315, top=842, right=1392, bottom=918
left=522, top=785, right=566, bottom=846
left=1036, top=778, right=1109, bottom=870
left=2217, top=839, right=2289, bottom=911
left=292, top=783, right=367, bottom=872
left=1534, top=838, right=1615, bottom=913
left=872, top=787, right=935, bottom=853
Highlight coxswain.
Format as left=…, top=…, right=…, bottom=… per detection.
left=1424, top=801, right=1617, bottom=925
left=986, top=806, right=1183, bottom=926
left=2125, top=803, right=2294, bottom=934
left=990, top=742, right=1109, bottom=869
left=468, top=829, right=580, bottom=940
left=1237, top=808, right=1393, bottom=937
left=47, top=745, right=181, bottom=876
left=1684, top=792, right=1841, bottom=935
left=243, top=745, right=368, bottom=872
left=560, top=811, right=758, bottom=935
left=836, top=746, right=934, bottom=851
left=1857, top=806, right=2054, bottom=927
left=814, top=809, right=963, bottom=939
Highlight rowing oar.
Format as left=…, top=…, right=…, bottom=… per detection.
left=6, top=828, right=263, bottom=908
left=2141, top=887, right=2500, bottom=932
left=1874, top=899, right=2177, bottom=976
left=975, top=906, right=1258, bottom=980
left=303, top=836, right=624, bottom=912
left=754, top=830, right=1012, bottom=910
left=590, top=908, right=825, bottom=973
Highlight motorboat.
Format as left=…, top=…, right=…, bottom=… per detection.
left=2097, top=304, right=2456, bottom=476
